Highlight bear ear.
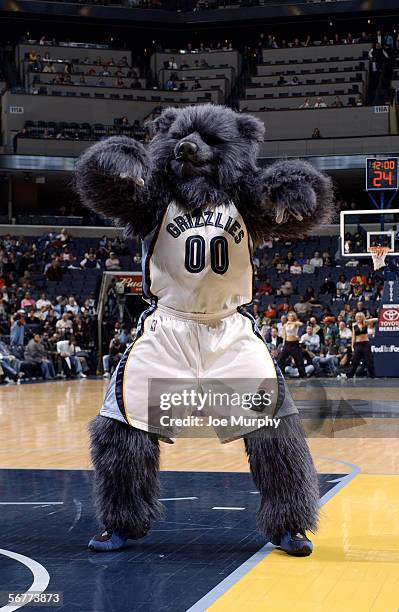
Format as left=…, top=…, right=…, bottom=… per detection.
left=153, top=107, right=179, bottom=134
left=236, top=113, right=265, bottom=143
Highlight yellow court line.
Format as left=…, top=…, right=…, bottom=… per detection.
left=208, top=474, right=399, bottom=612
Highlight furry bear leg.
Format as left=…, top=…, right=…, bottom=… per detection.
left=89, top=415, right=164, bottom=538
left=244, top=414, right=319, bottom=543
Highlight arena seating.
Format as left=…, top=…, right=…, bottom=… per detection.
left=241, top=43, right=369, bottom=111
left=256, top=106, right=390, bottom=144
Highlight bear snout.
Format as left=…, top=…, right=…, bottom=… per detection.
left=174, top=140, right=198, bottom=162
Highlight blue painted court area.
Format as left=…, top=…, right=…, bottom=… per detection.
left=0, top=470, right=341, bottom=612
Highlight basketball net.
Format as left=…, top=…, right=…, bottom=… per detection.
left=369, top=246, right=391, bottom=270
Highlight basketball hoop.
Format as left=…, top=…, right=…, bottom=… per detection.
left=369, top=246, right=391, bottom=270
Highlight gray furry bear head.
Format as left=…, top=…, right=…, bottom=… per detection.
left=149, top=104, right=265, bottom=209
left=75, top=102, right=333, bottom=240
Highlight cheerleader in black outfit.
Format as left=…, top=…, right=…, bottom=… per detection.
left=277, top=311, right=306, bottom=378
left=346, top=312, right=378, bottom=378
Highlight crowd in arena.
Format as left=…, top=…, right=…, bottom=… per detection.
left=248, top=240, right=387, bottom=379
left=0, top=231, right=141, bottom=385
left=0, top=227, right=388, bottom=385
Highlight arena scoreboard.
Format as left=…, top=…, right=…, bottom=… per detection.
left=366, top=158, right=399, bottom=191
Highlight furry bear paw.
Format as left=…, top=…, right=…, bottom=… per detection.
left=272, top=182, right=317, bottom=225
left=77, top=135, right=149, bottom=189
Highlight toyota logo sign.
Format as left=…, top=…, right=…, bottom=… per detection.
left=382, top=309, right=399, bottom=322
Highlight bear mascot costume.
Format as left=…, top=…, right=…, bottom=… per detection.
left=76, top=104, right=333, bottom=556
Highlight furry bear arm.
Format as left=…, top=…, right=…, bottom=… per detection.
left=75, top=136, right=159, bottom=237
left=241, top=159, right=334, bottom=243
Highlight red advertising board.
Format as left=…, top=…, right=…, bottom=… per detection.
left=378, top=306, right=399, bottom=332
left=115, top=274, right=142, bottom=295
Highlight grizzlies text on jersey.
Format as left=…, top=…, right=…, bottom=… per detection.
left=141, top=201, right=253, bottom=316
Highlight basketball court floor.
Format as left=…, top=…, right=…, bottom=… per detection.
left=1, top=377, right=398, bottom=611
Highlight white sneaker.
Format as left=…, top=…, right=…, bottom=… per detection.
left=103, top=372, right=110, bottom=378
left=78, top=373, right=87, bottom=378
left=340, top=373, right=347, bottom=379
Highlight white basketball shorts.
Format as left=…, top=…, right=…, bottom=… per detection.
left=100, top=304, right=298, bottom=443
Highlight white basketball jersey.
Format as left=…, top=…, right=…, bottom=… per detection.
left=142, top=201, right=253, bottom=315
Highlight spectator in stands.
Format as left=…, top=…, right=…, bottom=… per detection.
left=369, top=42, right=388, bottom=82
left=277, top=279, right=294, bottom=297
left=165, top=78, right=177, bottom=91
left=167, top=57, right=178, bottom=69
left=311, top=128, right=322, bottom=139
left=36, top=292, right=52, bottom=311
left=304, top=35, right=313, bottom=47
left=45, top=260, right=63, bottom=281
left=320, top=277, right=336, bottom=296
left=332, top=96, right=344, bottom=108
left=65, top=297, right=80, bottom=316
left=116, top=77, right=126, bottom=88
left=43, top=62, right=55, bottom=73
left=290, top=260, right=302, bottom=275
left=56, top=336, right=87, bottom=378
left=312, top=343, right=339, bottom=377
left=109, top=337, right=125, bottom=374
left=266, top=326, right=283, bottom=352
left=314, top=97, right=327, bottom=108
left=80, top=253, right=100, bottom=269
left=13, top=128, right=28, bottom=154
left=105, top=252, right=121, bottom=271
left=323, top=251, right=333, bottom=266
left=56, top=312, right=73, bottom=337
left=294, top=296, right=311, bottom=317
left=350, top=269, right=367, bottom=288
left=323, top=316, right=339, bottom=345
left=21, top=291, right=36, bottom=311
left=336, top=274, right=351, bottom=299
left=360, top=31, right=371, bottom=43
left=354, top=301, right=371, bottom=318
left=320, top=35, right=331, bottom=46
left=0, top=333, right=23, bottom=383
left=300, top=98, right=311, bottom=109
left=338, top=321, right=352, bottom=347
left=130, top=78, right=142, bottom=89
left=24, top=333, right=55, bottom=380
left=10, top=313, right=25, bottom=347
left=278, top=75, right=287, bottom=85
left=310, top=251, right=323, bottom=267
left=300, top=324, right=320, bottom=353
left=192, top=79, right=202, bottom=90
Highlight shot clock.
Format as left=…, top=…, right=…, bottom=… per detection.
left=366, top=158, right=399, bottom=191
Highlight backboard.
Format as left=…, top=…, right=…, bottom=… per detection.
left=340, top=208, right=399, bottom=258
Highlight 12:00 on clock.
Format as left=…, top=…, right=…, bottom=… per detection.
left=366, top=158, right=399, bottom=191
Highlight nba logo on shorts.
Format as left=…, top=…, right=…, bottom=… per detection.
left=150, top=319, right=158, bottom=332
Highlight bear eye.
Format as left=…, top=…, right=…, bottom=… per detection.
left=201, top=134, right=223, bottom=146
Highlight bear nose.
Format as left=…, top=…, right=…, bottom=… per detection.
left=175, top=141, right=198, bottom=160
